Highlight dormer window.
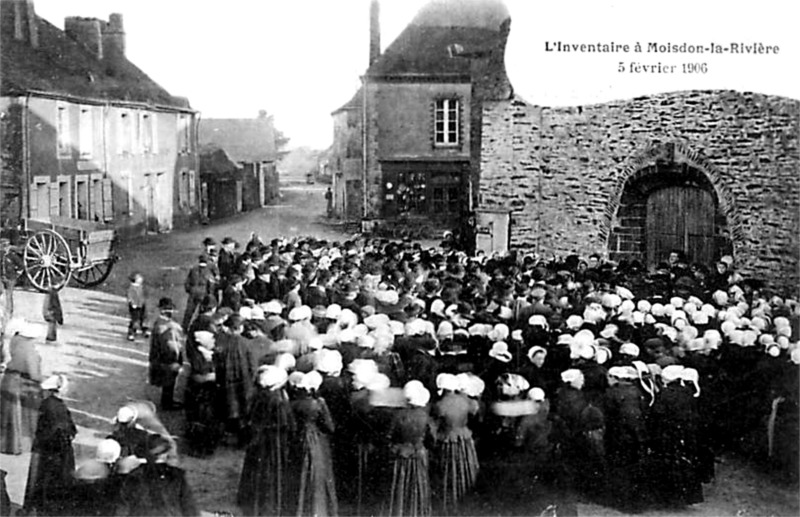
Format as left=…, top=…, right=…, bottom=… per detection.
left=434, top=98, right=460, bottom=147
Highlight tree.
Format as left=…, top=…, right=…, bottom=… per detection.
left=258, top=110, right=290, bottom=159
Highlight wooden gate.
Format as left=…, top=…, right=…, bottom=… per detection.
left=646, top=186, right=716, bottom=266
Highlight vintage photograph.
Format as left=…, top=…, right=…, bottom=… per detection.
left=1, top=0, right=798, bottom=515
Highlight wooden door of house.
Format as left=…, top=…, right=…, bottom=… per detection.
left=144, top=173, right=158, bottom=233
left=646, top=186, right=716, bottom=266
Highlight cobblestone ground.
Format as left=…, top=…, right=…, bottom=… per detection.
left=1, top=184, right=798, bottom=516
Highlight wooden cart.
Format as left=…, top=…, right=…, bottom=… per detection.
left=9, top=217, right=118, bottom=292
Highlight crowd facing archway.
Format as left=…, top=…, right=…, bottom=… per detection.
left=2, top=232, right=798, bottom=516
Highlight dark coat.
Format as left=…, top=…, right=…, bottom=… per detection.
left=238, top=387, right=296, bottom=516
left=649, top=383, right=704, bottom=506
left=290, top=395, right=338, bottom=517
left=148, top=317, right=184, bottom=387
left=215, top=332, right=258, bottom=421
left=24, top=394, right=77, bottom=516
left=184, top=265, right=215, bottom=298
left=115, top=463, right=200, bottom=516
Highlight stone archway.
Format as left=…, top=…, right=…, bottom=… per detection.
left=605, top=142, right=736, bottom=268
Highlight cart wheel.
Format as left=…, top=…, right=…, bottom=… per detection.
left=24, top=230, right=72, bottom=292
left=72, top=259, right=115, bottom=287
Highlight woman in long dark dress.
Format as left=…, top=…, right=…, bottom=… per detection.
left=290, top=370, right=338, bottom=516
left=431, top=373, right=479, bottom=514
left=238, top=365, right=295, bottom=517
left=649, top=365, right=704, bottom=508
left=0, top=321, right=43, bottom=454
left=184, top=330, right=222, bottom=456
left=23, top=374, right=77, bottom=516
left=388, top=380, right=434, bottom=517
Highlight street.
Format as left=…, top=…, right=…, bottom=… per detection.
left=1, top=184, right=798, bottom=516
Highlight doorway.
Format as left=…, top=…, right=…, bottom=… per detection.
left=645, top=186, right=716, bottom=266
left=608, top=162, right=731, bottom=269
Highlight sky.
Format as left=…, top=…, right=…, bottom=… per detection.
left=34, top=0, right=800, bottom=150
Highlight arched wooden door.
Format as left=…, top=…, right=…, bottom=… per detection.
left=646, top=186, right=716, bottom=266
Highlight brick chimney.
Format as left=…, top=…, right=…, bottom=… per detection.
left=369, top=0, right=380, bottom=66
left=65, top=17, right=103, bottom=59
left=101, top=13, right=126, bottom=62
left=11, top=0, right=39, bottom=48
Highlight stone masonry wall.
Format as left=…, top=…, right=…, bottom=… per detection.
left=480, top=90, right=800, bottom=293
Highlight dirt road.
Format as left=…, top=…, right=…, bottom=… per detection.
left=1, top=184, right=798, bottom=516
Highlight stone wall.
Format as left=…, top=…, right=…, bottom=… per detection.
left=480, top=90, right=800, bottom=293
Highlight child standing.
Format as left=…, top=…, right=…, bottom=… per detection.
left=43, top=288, right=63, bottom=342
left=126, top=272, right=147, bottom=341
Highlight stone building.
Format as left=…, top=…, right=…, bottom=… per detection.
left=0, top=0, right=201, bottom=238
left=480, top=91, right=800, bottom=293
left=329, top=0, right=513, bottom=233
left=198, top=112, right=280, bottom=215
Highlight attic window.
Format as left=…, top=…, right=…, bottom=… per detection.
left=447, top=43, right=465, bottom=58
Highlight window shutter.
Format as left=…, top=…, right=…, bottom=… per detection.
left=49, top=182, right=59, bottom=217
left=188, top=170, right=196, bottom=208
left=102, top=178, right=114, bottom=221
left=29, top=183, right=39, bottom=219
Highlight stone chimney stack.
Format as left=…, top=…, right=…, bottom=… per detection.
left=102, top=13, right=126, bottom=62
left=369, top=0, right=380, bottom=66
left=65, top=17, right=103, bottom=59
left=12, top=0, right=39, bottom=48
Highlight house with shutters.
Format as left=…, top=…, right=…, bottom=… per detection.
left=0, top=0, right=200, bottom=238
left=329, top=0, right=513, bottom=233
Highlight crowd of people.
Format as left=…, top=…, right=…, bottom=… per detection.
left=161, top=233, right=799, bottom=515
left=1, top=231, right=799, bottom=516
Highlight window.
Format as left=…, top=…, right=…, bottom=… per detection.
left=56, top=104, right=71, bottom=157
left=118, top=111, right=134, bottom=154
left=79, top=106, right=93, bottom=158
left=434, top=98, right=460, bottom=146
left=396, top=171, right=427, bottom=214
left=188, top=170, right=196, bottom=208
left=140, top=112, right=157, bottom=154
left=178, top=115, right=191, bottom=153
left=433, top=187, right=460, bottom=214
left=120, top=171, right=132, bottom=217
left=178, top=169, right=188, bottom=209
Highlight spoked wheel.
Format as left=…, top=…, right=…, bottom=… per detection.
left=72, top=259, right=115, bottom=287
left=24, top=230, right=72, bottom=292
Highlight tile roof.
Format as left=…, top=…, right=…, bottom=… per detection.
left=198, top=117, right=277, bottom=163
left=332, top=87, right=362, bottom=115
left=199, top=146, right=242, bottom=180
left=366, top=24, right=503, bottom=79
left=0, top=3, right=191, bottom=110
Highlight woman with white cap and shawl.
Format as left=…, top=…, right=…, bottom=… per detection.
left=0, top=318, right=43, bottom=454
left=289, top=370, right=338, bottom=516
left=387, top=380, right=434, bottom=517
left=649, top=364, right=704, bottom=508
left=602, top=365, right=648, bottom=511
left=430, top=373, right=479, bottom=513
left=238, top=365, right=296, bottom=517
left=23, top=374, right=76, bottom=516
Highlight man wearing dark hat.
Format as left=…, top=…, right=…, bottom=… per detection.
left=149, top=298, right=185, bottom=410
left=183, top=254, right=217, bottom=330
left=218, top=237, right=239, bottom=286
